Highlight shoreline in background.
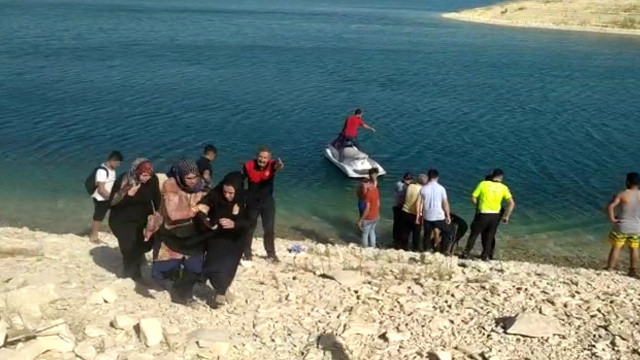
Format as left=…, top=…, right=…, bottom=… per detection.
left=442, top=0, right=640, bottom=37
left=2, top=219, right=610, bottom=270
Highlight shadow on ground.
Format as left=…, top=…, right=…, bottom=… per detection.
left=317, top=333, right=350, bottom=360
left=89, top=245, right=122, bottom=276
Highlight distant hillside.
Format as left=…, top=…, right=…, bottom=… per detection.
left=443, top=0, right=640, bottom=36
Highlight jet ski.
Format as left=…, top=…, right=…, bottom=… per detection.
left=324, top=143, right=386, bottom=178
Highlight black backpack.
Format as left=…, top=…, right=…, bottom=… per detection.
left=84, top=166, right=108, bottom=195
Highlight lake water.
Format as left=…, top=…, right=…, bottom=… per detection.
left=1, top=0, right=639, bottom=264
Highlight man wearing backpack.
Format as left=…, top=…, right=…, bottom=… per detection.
left=88, top=151, right=123, bottom=244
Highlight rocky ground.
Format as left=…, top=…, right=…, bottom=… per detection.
left=1, top=227, right=640, bottom=360
left=442, top=0, right=640, bottom=36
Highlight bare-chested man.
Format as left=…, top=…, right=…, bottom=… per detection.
left=606, top=172, right=640, bottom=277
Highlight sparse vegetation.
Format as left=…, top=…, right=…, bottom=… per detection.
left=613, top=16, right=640, bottom=29
left=442, top=0, right=640, bottom=35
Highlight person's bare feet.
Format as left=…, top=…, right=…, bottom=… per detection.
left=628, top=268, right=638, bottom=278
left=89, top=236, right=104, bottom=244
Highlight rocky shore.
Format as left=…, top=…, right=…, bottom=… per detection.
left=442, top=0, right=640, bottom=37
left=1, top=226, right=639, bottom=360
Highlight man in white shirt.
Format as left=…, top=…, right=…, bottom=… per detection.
left=90, top=151, right=123, bottom=244
left=415, top=168, right=453, bottom=254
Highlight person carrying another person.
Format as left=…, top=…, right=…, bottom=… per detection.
left=461, top=168, right=515, bottom=261
left=108, top=158, right=161, bottom=280
left=197, top=171, right=248, bottom=308
left=358, top=168, right=380, bottom=248
left=392, top=173, right=413, bottom=249
left=398, top=173, right=427, bottom=251
left=196, top=144, right=217, bottom=190
left=332, top=109, right=376, bottom=161
left=89, top=151, right=123, bottom=244
left=242, top=147, right=284, bottom=263
left=605, top=172, right=640, bottom=277
left=152, top=159, right=209, bottom=304
left=415, top=169, right=453, bottom=254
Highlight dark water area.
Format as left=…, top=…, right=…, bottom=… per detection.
left=1, top=0, right=640, bottom=266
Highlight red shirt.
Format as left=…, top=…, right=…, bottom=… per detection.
left=243, top=159, right=277, bottom=201
left=363, top=186, right=380, bottom=220
left=342, top=115, right=364, bottom=138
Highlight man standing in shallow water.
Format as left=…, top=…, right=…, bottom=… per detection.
left=606, top=172, right=640, bottom=277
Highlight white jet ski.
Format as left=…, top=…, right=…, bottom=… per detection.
left=324, top=143, right=386, bottom=178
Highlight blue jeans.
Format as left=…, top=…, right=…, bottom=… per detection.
left=358, top=200, right=366, bottom=216
left=361, top=218, right=379, bottom=248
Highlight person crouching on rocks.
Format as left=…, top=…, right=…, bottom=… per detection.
left=197, top=171, right=248, bottom=308
left=151, top=159, right=210, bottom=305
left=108, top=158, right=161, bottom=281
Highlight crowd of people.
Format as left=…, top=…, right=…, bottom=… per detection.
left=85, top=111, right=640, bottom=307
left=357, top=167, right=514, bottom=261
left=87, top=146, right=283, bottom=307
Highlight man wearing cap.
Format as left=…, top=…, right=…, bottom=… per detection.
left=392, top=173, right=414, bottom=249
left=461, top=169, right=515, bottom=261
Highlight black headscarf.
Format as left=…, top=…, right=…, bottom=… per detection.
left=198, top=171, right=247, bottom=236
left=210, top=171, right=245, bottom=217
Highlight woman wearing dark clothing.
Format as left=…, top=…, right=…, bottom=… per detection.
left=198, top=171, right=248, bottom=308
left=109, top=158, right=161, bottom=280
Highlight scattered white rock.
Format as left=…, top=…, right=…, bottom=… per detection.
left=128, top=353, right=155, bottom=360
left=99, top=287, right=118, bottom=303
left=94, top=351, right=120, bottom=360
left=429, top=350, right=452, bottom=360
left=0, top=348, right=17, bottom=359
left=505, top=313, right=564, bottom=338
left=84, top=325, right=108, bottom=338
left=74, top=341, right=97, bottom=360
left=342, top=320, right=378, bottom=337
left=87, top=292, right=105, bottom=305
left=382, top=330, right=408, bottom=343
left=2, top=228, right=640, bottom=360
left=325, top=270, right=366, bottom=288
left=190, top=328, right=230, bottom=356
left=386, top=283, right=409, bottom=295
left=139, top=318, right=163, bottom=347
left=5, top=284, right=59, bottom=309
left=0, top=317, right=7, bottom=348
left=17, top=334, right=75, bottom=360
left=112, top=315, right=137, bottom=330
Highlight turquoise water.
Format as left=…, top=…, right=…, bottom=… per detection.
left=1, top=0, right=640, bottom=262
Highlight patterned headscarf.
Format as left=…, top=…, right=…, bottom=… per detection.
left=128, top=158, right=153, bottom=181
left=171, top=158, right=204, bottom=193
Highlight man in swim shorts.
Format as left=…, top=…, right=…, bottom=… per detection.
left=606, top=172, right=640, bottom=277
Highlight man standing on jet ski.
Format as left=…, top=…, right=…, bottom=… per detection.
left=332, top=109, right=376, bottom=161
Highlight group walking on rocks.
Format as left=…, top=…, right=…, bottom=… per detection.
left=84, top=113, right=640, bottom=309
left=87, top=145, right=284, bottom=307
